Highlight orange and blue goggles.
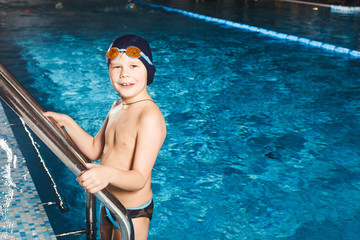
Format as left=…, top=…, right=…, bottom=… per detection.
left=106, top=46, right=153, bottom=65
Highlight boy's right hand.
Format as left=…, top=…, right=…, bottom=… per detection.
left=43, top=111, right=70, bottom=127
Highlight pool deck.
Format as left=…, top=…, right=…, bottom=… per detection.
left=0, top=102, right=56, bottom=239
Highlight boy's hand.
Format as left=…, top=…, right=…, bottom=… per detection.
left=43, top=111, right=71, bottom=127
left=76, top=163, right=111, bottom=193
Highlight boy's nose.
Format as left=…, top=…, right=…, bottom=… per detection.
left=120, top=67, right=130, bottom=78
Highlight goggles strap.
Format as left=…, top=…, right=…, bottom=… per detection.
left=139, top=52, right=153, bottom=66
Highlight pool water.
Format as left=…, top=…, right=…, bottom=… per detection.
left=1, top=0, right=360, bottom=239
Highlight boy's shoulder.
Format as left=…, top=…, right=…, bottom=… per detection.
left=108, top=99, right=165, bottom=126
left=111, top=99, right=122, bottom=108
left=138, top=102, right=165, bottom=128
left=140, top=102, right=163, bottom=119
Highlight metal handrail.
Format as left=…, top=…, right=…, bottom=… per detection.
left=0, top=62, right=134, bottom=240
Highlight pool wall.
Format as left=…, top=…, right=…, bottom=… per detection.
left=0, top=102, right=56, bottom=239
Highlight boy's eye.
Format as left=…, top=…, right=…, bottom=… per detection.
left=131, top=64, right=138, bottom=68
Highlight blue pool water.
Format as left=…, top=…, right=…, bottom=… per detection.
left=1, top=0, right=360, bottom=239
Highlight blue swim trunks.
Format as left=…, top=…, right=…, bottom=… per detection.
left=100, top=199, right=154, bottom=230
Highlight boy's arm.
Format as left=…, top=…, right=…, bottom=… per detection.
left=77, top=110, right=166, bottom=193
left=43, top=111, right=107, bottom=161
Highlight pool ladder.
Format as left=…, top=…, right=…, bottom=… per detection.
left=0, top=62, right=134, bottom=240
left=54, top=192, right=97, bottom=239
left=7, top=112, right=97, bottom=238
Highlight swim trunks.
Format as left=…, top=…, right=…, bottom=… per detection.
left=100, top=199, right=154, bottom=230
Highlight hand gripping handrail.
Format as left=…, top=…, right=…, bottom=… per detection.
left=0, top=62, right=134, bottom=240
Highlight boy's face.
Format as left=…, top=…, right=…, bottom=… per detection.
left=108, top=52, right=148, bottom=99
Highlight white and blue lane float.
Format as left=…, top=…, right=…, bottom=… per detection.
left=135, top=0, right=360, bottom=58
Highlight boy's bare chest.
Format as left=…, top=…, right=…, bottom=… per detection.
left=105, top=110, right=139, bottom=148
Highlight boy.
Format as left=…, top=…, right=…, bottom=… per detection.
left=44, top=35, right=166, bottom=240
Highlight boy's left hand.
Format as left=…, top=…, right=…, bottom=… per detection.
left=76, top=163, right=111, bottom=193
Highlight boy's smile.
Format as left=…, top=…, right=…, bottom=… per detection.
left=119, top=82, right=135, bottom=89
left=120, top=82, right=134, bottom=87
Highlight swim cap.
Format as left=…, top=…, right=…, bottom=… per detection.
left=107, top=35, right=156, bottom=85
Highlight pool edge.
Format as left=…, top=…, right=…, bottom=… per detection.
left=0, top=101, right=56, bottom=239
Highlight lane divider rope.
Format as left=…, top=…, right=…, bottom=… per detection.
left=135, top=0, right=360, bottom=58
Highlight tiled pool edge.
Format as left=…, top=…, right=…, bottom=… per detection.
left=0, top=102, right=56, bottom=239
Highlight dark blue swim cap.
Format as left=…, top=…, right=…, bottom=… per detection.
left=107, top=35, right=156, bottom=85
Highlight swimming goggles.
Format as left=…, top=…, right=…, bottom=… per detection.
left=106, top=46, right=153, bottom=65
